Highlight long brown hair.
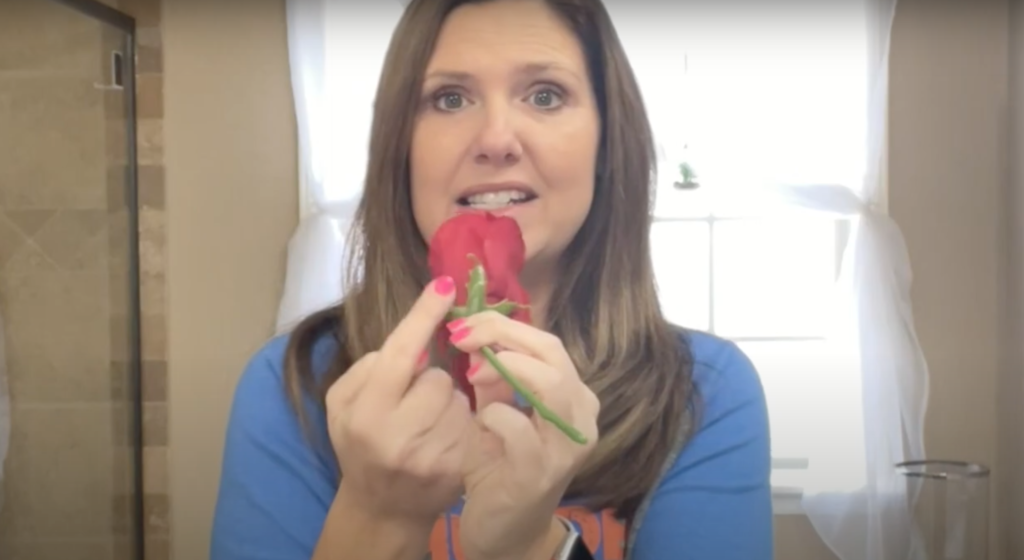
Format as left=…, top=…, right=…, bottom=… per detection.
left=284, top=0, right=695, bottom=522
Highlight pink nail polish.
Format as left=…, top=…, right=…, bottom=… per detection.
left=449, top=327, right=471, bottom=343
left=466, top=362, right=482, bottom=379
left=415, top=350, right=429, bottom=369
left=434, top=276, right=455, bottom=296
left=446, top=318, right=465, bottom=332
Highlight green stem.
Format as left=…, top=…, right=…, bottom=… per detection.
left=481, top=347, right=589, bottom=445
left=459, top=257, right=587, bottom=445
left=466, top=256, right=486, bottom=314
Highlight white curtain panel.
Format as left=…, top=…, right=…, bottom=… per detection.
left=278, top=1, right=930, bottom=558
left=277, top=0, right=345, bottom=333
left=772, top=0, right=931, bottom=558
left=276, top=0, right=403, bottom=333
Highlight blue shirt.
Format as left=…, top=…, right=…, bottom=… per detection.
left=211, top=329, right=773, bottom=559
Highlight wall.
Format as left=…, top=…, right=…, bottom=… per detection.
left=0, top=0, right=144, bottom=558
left=163, top=0, right=298, bottom=558
left=1, top=0, right=174, bottom=558
left=889, top=0, right=1007, bottom=558
left=1003, top=0, right=1024, bottom=558
left=161, top=1, right=1014, bottom=560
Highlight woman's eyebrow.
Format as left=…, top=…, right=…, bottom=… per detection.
left=519, top=62, right=584, bottom=83
left=423, top=69, right=474, bottom=84
left=423, top=61, right=584, bottom=84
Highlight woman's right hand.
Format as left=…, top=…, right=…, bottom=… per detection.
left=324, top=276, right=471, bottom=528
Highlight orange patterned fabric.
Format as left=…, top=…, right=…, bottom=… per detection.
left=427, top=503, right=626, bottom=560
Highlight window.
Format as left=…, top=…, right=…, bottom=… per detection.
left=608, top=3, right=870, bottom=507
left=300, top=2, right=874, bottom=509
left=309, top=2, right=406, bottom=216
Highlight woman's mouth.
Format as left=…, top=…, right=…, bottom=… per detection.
left=457, top=189, right=538, bottom=211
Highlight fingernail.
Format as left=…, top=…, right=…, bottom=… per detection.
left=434, top=276, right=455, bottom=296
left=446, top=318, right=465, bottom=332
left=449, top=327, right=471, bottom=343
left=415, top=350, right=429, bottom=370
left=466, top=362, right=482, bottom=379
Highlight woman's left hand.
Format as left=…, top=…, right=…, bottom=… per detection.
left=447, top=311, right=600, bottom=560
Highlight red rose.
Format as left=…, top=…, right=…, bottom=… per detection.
left=427, top=212, right=531, bottom=409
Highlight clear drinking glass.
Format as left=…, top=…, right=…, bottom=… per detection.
left=897, top=460, right=990, bottom=560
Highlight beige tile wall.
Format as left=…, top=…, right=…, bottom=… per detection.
left=0, top=0, right=168, bottom=558
left=0, top=0, right=120, bottom=558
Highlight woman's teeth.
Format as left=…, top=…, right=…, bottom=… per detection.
left=461, top=190, right=532, bottom=210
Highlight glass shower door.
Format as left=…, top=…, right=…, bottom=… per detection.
left=0, top=0, right=144, bottom=559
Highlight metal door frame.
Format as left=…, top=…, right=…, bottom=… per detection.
left=46, top=2, right=144, bottom=559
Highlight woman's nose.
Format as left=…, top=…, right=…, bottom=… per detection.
left=472, top=104, right=523, bottom=167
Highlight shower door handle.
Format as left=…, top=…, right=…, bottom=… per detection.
left=93, top=50, right=125, bottom=90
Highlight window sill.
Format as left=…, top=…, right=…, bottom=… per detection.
left=771, top=457, right=808, bottom=516
left=771, top=485, right=804, bottom=516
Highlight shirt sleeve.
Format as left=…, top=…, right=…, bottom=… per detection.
left=630, top=340, right=774, bottom=560
left=210, top=338, right=340, bottom=560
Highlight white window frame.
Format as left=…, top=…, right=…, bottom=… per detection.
left=642, top=35, right=865, bottom=512
left=651, top=209, right=852, bottom=516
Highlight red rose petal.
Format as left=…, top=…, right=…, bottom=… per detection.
left=426, top=212, right=532, bottom=411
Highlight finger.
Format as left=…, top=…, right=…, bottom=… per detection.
left=448, top=311, right=575, bottom=373
left=364, top=276, right=457, bottom=406
left=392, top=368, right=456, bottom=432
left=410, top=389, right=472, bottom=475
left=468, top=350, right=570, bottom=414
left=467, top=352, right=517, bottom=412
left=347, top=350, right=429, bottom=419
left=476, top=402, right=544, bottom=473
left=325, top=351, right=378, bottom=408
left=411, top=349, right=431, bottom=378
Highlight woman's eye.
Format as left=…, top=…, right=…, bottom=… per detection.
left=434, top=92, right=466, bottom=111
left=530, top=88, right=564, bottom=109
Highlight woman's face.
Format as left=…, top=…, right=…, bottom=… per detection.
left=410, top=0, right=601, bottom=281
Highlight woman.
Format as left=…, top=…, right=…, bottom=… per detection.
left=211, top=0, right=773, bottom=558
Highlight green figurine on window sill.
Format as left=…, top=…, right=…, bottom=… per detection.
left=673, top=161, right=699, bottom=190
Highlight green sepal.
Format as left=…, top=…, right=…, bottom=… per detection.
left=466, top=257, right=486, bottom=315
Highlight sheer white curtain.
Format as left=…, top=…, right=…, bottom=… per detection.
left=276, top=0, right=403, bottom=332
left=698, top=0, right=928, bottom=557
left=788, top=1, right=932, bottom=558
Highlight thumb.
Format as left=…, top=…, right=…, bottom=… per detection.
left=476, top=402, right=543, bottom=473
